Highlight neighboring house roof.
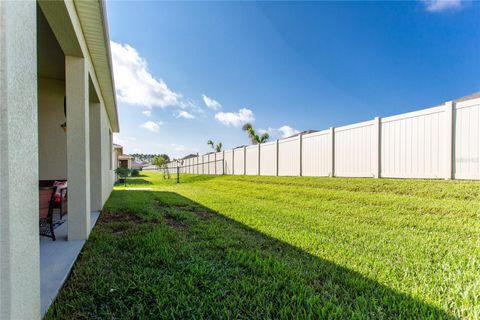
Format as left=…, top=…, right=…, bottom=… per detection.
left=131, top=161, right=143, bottom=169
left=453, top=92, right=480, bottom=103
left=180, top=154, right=198, bottom=160
left=113, top=144, right=123, bottom=149
left=284, top=130, right=319, bottom=139
left=118, top=155, right=133, bottom=160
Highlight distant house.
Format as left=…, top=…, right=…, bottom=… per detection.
left=118, top=154, right=133, bottom=170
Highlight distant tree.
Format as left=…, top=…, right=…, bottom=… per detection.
left=207, top=140, right=223, bottom=152
left=159, top=154, right=170, bottom=162
left=242, top=123, right=269, bottom=144
left=153, top=155, right=170, bottom=179
left=115, top=167, right=131, bottom=187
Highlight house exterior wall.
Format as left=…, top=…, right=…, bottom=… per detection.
left=101, top=105, right=114, bottom=205
left=0, top=1, right=40, bottom=319
left=38, top=78, right=67, bottom=180
left=2, top=1, right=118, bottom=318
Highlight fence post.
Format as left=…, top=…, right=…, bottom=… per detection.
left=373, top=117, right=381, bottom=178
left=258, top=143, right=261, bottom=175
left=244, top=146, right=247, bottom=175
left=214, top=152, right=217, bottom=175
left=276, top=139, right=279, bottom=176
left=299, top=132, right=303, bottom=176
left=444, top=101, right=455, bottom=180
left=329, top=127, right=335, bottom=177
left=232, top=148, right=235, bottom=175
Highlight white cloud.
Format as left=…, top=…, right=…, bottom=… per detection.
left=214, top=108, right=255, bottom=127
left=142, top=110, right=151, bottom=117
left=110, top=41, right=180, bottom=108
left=421, top=0, right=462, bottom=12
left=176, top=110, right=195, bottom=119
left=202, top=94, right=222, bottom=110
left=113, top=134, right=136, bottom=146
left=259, top=125, right=300, bottom=139
left=278, top=125, right=300, bottom=138
left=141, top=121, right=163, bottom=133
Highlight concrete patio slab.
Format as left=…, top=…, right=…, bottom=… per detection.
left=40, top=211, right=100, bottom=317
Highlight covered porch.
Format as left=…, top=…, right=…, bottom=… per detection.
left=36, top=2, right=117, bottom=316
left=0, top=1, right=119, bottom=319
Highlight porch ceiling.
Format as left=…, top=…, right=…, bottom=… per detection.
left=37, top=6, right=64, bottom=81
left=38, top=0, right=119, bottom=133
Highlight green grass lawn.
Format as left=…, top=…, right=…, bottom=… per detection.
left=46, top=173, right=480, bottom=319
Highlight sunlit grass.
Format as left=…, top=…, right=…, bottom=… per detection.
left=46, top=172, right=480, bottom=319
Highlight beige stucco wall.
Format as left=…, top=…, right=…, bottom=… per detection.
left=101, top=102, right=114, bottom=205
left=39, top=78, right=113, bottom=209
left=0, top=1, right=40, bottom=319
left=38, top=77, right=67, bottom=180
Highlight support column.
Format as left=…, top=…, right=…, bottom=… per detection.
left=66, top=56, right=91, bottom=240
left=0, top=1, right=40, bottom=319
left=89, top=102, right=103, bottom=211
left=444, top=101, right=455, bottom=180
left=373, top=117, right=381, bottom=178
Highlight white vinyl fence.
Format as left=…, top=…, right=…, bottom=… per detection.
left=173, top=96, right=480, bottom=180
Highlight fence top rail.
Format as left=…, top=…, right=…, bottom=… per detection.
left=456, top=97, right=480, bottom=109
left=302, top=129, right=330, bottom=139
left=335, top=119, right=375, bottom=132
left=260, top=141, right=276, bottom=147
left=278, top=136, right=299, bottom=144
left=167, top=158, right=224, bottom=168
left=381, top=105, right=445, bottom=123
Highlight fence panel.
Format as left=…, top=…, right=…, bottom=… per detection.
left=259, top=141, right=276, bottom=176
left=454, top=98, right=480, bottom=179
left=208, top=153, right=216, bottom=174
left=170, top=96, right=480, bottom=181
left=224, top=150, right=233, bottom=174
left=381, top=106, right=444, bottom=178
left=245, top=145, right=259, bottom=175
left=215, top=152, right=224, bottom=174
left=302, top=130, right=330, bottom=176
left=335, top=120, right=375, bottom=177
left=278, top=137, right=300, bottom=176
left=233, top=148, right=245, bottom=175
left=201, top=154, right=207, bottom=174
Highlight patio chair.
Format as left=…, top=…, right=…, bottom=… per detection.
left=39, top=186, right=57, bottom=241
left=39, top=180, right=68, bottom=219
left=52, top=181, right=68, bottom=219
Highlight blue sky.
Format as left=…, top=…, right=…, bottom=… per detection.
left=106, top=0, right=480, bottom=158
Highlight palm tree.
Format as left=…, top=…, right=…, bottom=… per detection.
left=207, top=140, right=223, bottom=152
left=242, top=123, right=269, bottom=144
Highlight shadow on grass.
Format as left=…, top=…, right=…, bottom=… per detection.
left=124, top=178, right=153, bottom=185
left=177, top=173, right=225, bottom=183
left=46, top=189, right=455, bottom=319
